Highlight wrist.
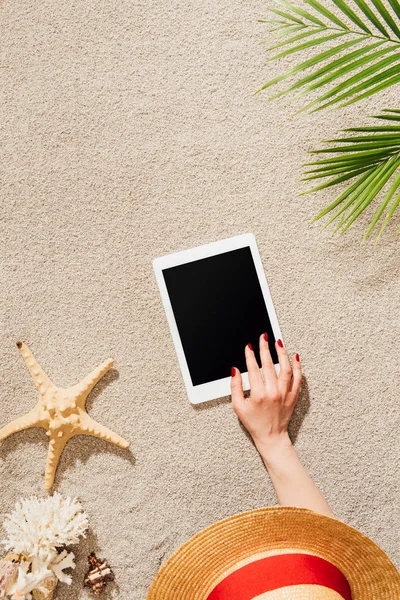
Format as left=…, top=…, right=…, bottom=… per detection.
left=253, top=432, right=294, bottom=467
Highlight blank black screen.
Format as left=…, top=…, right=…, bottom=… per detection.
left=162, top=247, right=279, bottom=386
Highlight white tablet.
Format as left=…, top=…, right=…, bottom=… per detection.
left=152, top=233, right=283, bottom=404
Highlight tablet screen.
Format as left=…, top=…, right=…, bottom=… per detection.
left=162, top=246, right=279, bottom=386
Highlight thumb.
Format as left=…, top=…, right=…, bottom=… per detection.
left=230, top=366, right=245, bottom=412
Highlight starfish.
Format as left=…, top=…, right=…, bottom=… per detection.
left=0, top=341, right=130, bottom=490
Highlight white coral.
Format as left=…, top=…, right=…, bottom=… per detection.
left=7, top=561, right=52, bottom=600
left=2, top=493, right=88, bottom=562
left=2, top=493, right=88, bottom=599
left=48, top=549, right=75, bottom=584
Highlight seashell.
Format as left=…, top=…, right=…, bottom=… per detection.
left=31, top=574, right=58, bottom=600
left=0, top=558, right=18, bottom=598
left=84, top=553, right=115, bottom=596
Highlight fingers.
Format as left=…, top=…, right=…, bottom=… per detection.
left=245, top=343, right=265, bottom=397
left=259, top=332, right=277, bottom=388
left=231, top=337, right=301, bottom=412
left=287, top=353, right=302, bottom=405
left=276, top=338, right=293, bottom=395
left=230, top=366, right=245, bottom=413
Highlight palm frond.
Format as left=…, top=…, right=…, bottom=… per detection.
left=305, top=110, right=400, bottom=241
left=258, top=0, right=400, bottom=111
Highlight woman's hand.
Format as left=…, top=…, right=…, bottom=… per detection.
left=230, top=333, right=301, bottom=456
left=230, top=334, right=334, bottom=517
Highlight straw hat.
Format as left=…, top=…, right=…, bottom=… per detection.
left=147, top=506, right=400, bottom=599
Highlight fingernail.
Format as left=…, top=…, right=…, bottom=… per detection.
left=277, top=339, right=283, bottom=348
left=263, top=332, right=268, bottom=342
left=231, top=366, right=236, bottom=377
left=295, top=353, right=300, bottom=362
left=247, top=343, right=253, bottom=351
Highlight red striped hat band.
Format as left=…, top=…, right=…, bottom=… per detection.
left=206, top=553, right=352, bottom=600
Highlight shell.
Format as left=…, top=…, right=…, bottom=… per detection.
left=0, top=558, right=18, bottom=598
left=31, top=574, right=58, bottom=600
left=4, top=554, right=29, bottom=564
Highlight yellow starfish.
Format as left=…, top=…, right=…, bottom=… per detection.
left=0, top=341, right=130, bottom=490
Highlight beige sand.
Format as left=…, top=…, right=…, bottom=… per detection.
left=0, top=1, right=399, bottom=598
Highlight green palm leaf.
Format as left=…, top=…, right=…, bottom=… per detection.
left=258, top=0, right=400, bottom=111
left=305, top=110, right=400, bottom=241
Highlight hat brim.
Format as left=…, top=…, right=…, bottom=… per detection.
left=147, top=506, right=400, bottom=600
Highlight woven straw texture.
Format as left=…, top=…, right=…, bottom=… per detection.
left=147, top=506, right=400, bottom=600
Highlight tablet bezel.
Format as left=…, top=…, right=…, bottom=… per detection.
left=152, top=233, right=283, bottom=404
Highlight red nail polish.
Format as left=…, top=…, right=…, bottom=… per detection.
left=277, top=339, right=283, bottom=348
left=247, top=343, right=253, bottom=351
left=231, top=366, right=236, bottom=377
left=263, top=332, right=268, bottom=342
left=295, top=353, right=300, bottom=361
